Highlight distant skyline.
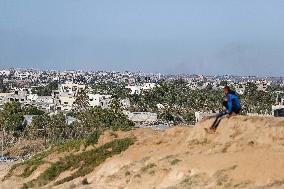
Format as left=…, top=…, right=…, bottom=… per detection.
left=1, top=0, right=284, bottom=76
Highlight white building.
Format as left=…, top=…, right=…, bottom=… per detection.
left=54, top=83, right=86, bottom=112
left=27, top=94, right=53, bottom=104
left=187, top=82, right=198, bottom=90
left=195, top=111, right=219, bottom=123
left=0, top=70, right=11, bottom=76
left=27, top=94, right=55, bottom=112
left=88, top=94, right=112, bottom=109
left=235, top=86, right=246, bottom=95
left=23, top=115, right=35, bottom=125
left=256, top=80, right=270, bottom=91
left=126, top=83, right=156, bottom=95
left=142, top=83, right=156, bottom=90
left=57, top=95, right=76, bottom=111
left=66, top=116, right=77, bottom=125
left=120, top=98, right=131, bottom=109
left=156, top=103, right=165, bottom=110
left=272, top=96, right=284, bottom=116
left=60, top=82, right=86, bottom=94
left=14, top=71, right=32, bottom=80
left=4, top=88, right=28, bottom=103
left=126, top=112, right=158, bottom=123
left=125, top=85, right=142, bottom=95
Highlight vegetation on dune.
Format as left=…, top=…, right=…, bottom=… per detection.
left=3, top=131, right=101, bottom=181
left=170, top=159, right=181, bottom=165
left=22, top=138, right=135, bottom=188
left=3, top=124, right=135, bottom=188
left=141, top=163, right=157, bottom=172
left=1, top=102, right=135, bottom=188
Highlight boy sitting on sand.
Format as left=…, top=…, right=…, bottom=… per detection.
left=205, top=86, right=241, bottom=133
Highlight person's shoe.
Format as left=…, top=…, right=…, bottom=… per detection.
left=204, top=127, right=216, bottom=134
left=210, top=127, right=216, bottom=132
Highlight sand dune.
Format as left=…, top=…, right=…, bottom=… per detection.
left=1, top=116, right=284, bottom=189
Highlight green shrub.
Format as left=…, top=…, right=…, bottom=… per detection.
left=23, top=138, right=135, bottom=188
left=81, top=178, right=89, bottom=185
left=3, top=133, right=101, bottom=181
left=141, top=163, right=157, bottom=172
left=84, top=131, right=101, bottom=147
left=125, top=171, right=131, bottom=176
left=170, top=159, right=181, bottom=165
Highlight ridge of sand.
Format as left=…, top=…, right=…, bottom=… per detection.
left=1, top=115, right=284, bottom=189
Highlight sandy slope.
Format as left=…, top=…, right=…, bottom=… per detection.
left=1, top=116, right=284, bottom=189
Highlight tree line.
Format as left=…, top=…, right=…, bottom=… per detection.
left=0, top=102, right=134, bottom=150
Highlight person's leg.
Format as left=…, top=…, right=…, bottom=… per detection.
left=211, top=111, right=226, bottom=130
left=211, top=115, right=222, bottom=129
left=212, top=117, right=223, bottom=129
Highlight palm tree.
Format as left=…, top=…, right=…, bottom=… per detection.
left=73, top=90, right=90, bottom=112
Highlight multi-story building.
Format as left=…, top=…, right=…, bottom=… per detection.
left=4, top=88, right=28, bottom=103
left=55, top=83, right=86, bottom=111
left=88, top=94, right=112, bottom=109
left=272, top=95, right=284, bottom=117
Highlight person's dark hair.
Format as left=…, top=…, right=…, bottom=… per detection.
left=224, top=86, right=230, bottom=91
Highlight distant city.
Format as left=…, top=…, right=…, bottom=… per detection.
left=0, top=68, right=284, bottom=129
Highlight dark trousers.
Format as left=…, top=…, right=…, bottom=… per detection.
left=211, top=111, right=227, bottom=129
left=211, top=108, right=240, bottom=129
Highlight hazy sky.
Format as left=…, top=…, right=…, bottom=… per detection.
left=1, top=0, right=284, bottom=76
